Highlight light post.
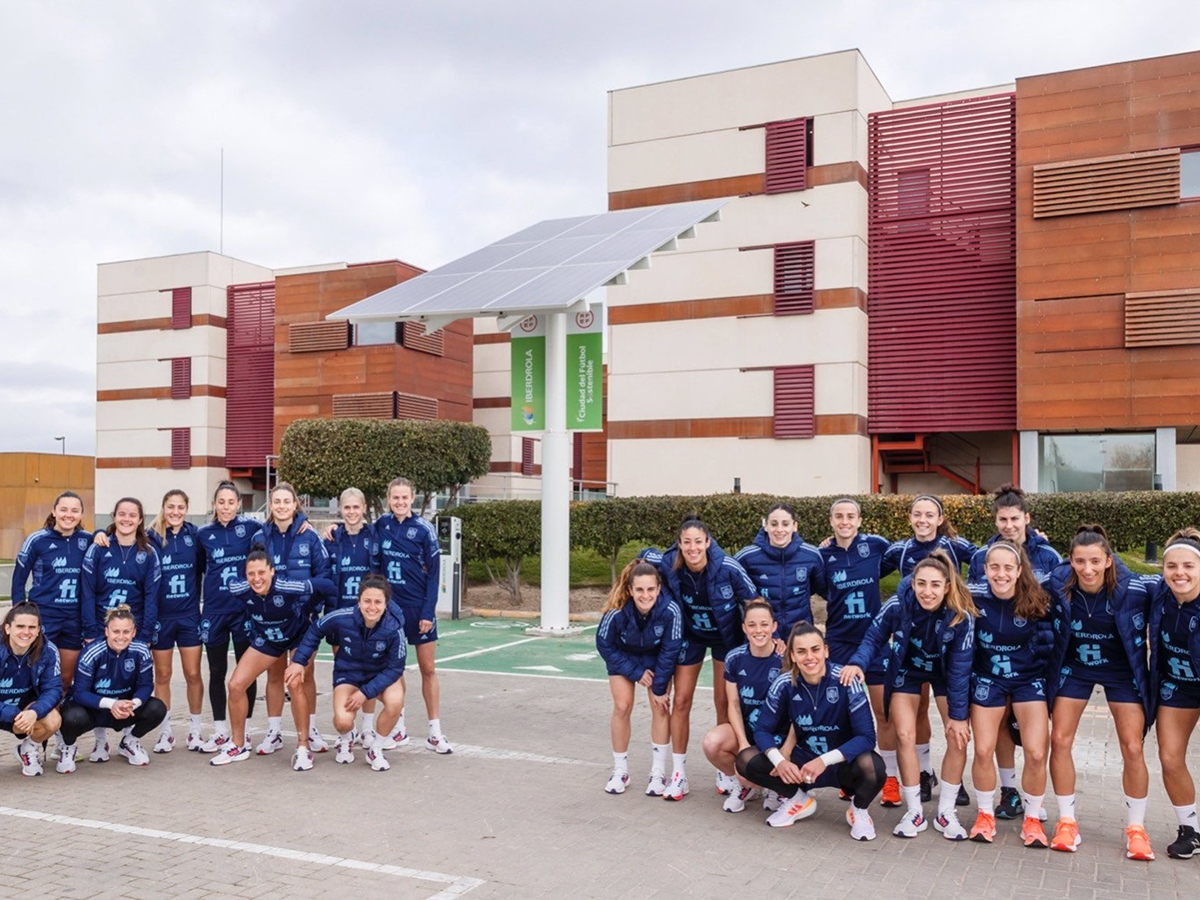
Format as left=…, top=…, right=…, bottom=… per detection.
left=54, top=436, right=65, bottom=455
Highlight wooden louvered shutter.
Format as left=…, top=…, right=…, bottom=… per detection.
left=773, top=366, right=815, bottom=439
left=170, top=428, right=191, bottom=469
left=401, top=321, right=445, bottom=356
left=773, top=241, right=815, bottom=315
left=765, top=117, right=809, bottom=194
left=521, top=438, right=535, bottom=476
left=171, top=287, right=192, bottom=329
left=170, top=357, right=191, bottom=399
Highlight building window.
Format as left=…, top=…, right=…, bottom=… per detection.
left=170, top=357, right=191, bottom=399
left=1038, top=432, right=1155, bottom=492
left=171, top=287, right=192, bottom=329
left=773, top=366, right=815, bottom=439
left=354, top=321, right=399, bottom=346
left=773, top=241, right=815, bottom=315
left=521, top=437, right=535, bottom=476
left=1182, top=149, right=1200, bottom=200
left=764, top=117, right=811, bottom=194
left=170, top=428, right=191, bottom=470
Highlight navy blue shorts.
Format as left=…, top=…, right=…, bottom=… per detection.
left=246, top=627, right=304, bottom=659
left=970, top=674, right=1047, bottom=708
left=199, top=611, right=248, bottom=649
left=607, top=652, right=657, bottom=682
left=334, top=664, right=405, bottom=692
left=153, top=615, right=201, bottom=651
left=40, top=617, right=82, bottom=652
left=398, top=606, right=437, bottom=645
left=828, top=639, right=888, bottom=687
left=891, top=668, right=947, bottom=699
left=679, top=637, right=729, bottom=667
left=1158, top=678, right=1200, bottom=709
left=1056, top=669, right=1141, bottom=705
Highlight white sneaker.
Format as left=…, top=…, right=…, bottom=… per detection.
left=118, top=735, right=150, bottom=766
left=357, top=729, right=377, bottom=749
left=366, top=746, right=390, bottom=771
left=291, top=746, right=314, bottom=771
left=335, top=736, right=354, bottom=765
left=15, top=739, right=42, bottom=776
left=763, top=790, right=783, bottom=811
left=724, top=785, right=758, bottom=813
left=381, top=724, right=409, bottom=750
left=51, top=731, right=65, bottom=760
left=767, top=793, right=816, bottom=827
left=89, top=740, right=110, bottom=763
left=716, top=770, right=738, bottom=795
left=200, top=732, right=233, bottom=754
left=307, top=727, right=330, bottom=753
left=645, top=772, right=667, bottom=796
left=255, top=730, right=284, bottom=755
left=847, top=806, right=877, bottom=841
left=209, top=743, right=251, bottom=766
left=56, top=744, right=78, bottom=774
left=893, top=809, right=928, bottom=838
left=605, top=770, right=630, bottom=794
left=934, top=810, right=969, bottom=841
left=153, top=729, right=174, bottom=754
left=662, top=770, right=690, bottom=802
left=186, top=729, right=205, bottom=751
left=425, top=733, right=453, bottom=754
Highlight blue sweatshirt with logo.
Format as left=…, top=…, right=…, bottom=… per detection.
left=819, top=533, right=893, bottom=646
left=72, top=639, right=154, bottom=708
left=148, top=524, right=205, bottom=620
left=735, top=530, right=827, bottom=638
left=197, top=516, right=265, bottom=618
left=260, top=514, right=335, bottom=616
left=640, top=541, right=758, bottom=651
left=81, top=540, right=161, bottom=642
left=968, top=532, right=1063, bottom=582
left=755, top=666, right=876, bottom=765
left=375, top=512, right=440, bottom=622
left=12, top=527, right=95, bottom=625
left=324, top=523, right=382, bottom=613
left=596, top=596, right=683, bottom=696
left=292, top=602, right=407, bottom=699
left=0, top=640, right=63, bottom=724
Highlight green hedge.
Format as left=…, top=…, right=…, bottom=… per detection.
left=452, top=491, right=1200, bottom=594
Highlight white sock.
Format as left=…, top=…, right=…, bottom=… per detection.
left=1174, top=803, right=1198, bottom=827
left=901, top=784, right=922, bottom=815
left=672, top=752, right=687, bottom=776
left=789, top=788, right=809, bottom=807
left=267, top=716, right=282, bottom=734
left=370, top=731, right=386, bottom=752
left=613, top=751, right=629, bottom=773
left=998, top=767, right=1017, bottom=789
left=397, top=710, right=406, bottom=733
left=362, top=712, right=376, bottom=732
left=938, top=782, right=961, bottom=817
left=429, top=718, right=442, bottom=737
left=1126, top=795, right=1148, bottom=827
left=308, top=714, right=318, bottom=732
left=1024, top=793, right=1045, bottom=821
left=53, top=731, right=64, bottom=747
left=339, top=730, right=353, bottom=743
left=880, top=748, right=898, bottom=778
left=651, top=742, right=669, bottom=776
left=93, top=727, right=106, bottom=744
left=122, top=726, right=132, bottom=739
left=1056, top=793, right=1076, bottom=821
left=213, top=719, right=229, bottom=736
left=160, top=719, right=172, bottom=734
left=917, top=743, right=932, bottom=773
left=976, top=788, right=996, bottom=816
left=189, top=714, right=202, bottom=731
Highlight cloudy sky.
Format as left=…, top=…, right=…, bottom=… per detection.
left=0, top=0, right=1194, bottom=455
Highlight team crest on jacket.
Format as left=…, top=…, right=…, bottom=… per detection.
left=826, top=686, right=839, bottom=703
left=654, top=625, right=664, bottom=636
left=1013, top=616, right=1027, bottom=627
left=407, top=527, right=418, bottom=539
left=768, top=667, right=780, bottom=681
left=184, top=536, right=193, bottom=546
left=719, top=584, right=733, bottom=599
left=273, top=595, right=285, bottom=608
left=1133, top=613, right=1145, bottom=630
left=78, top=537, right=88, bottom=550
left=376, top=640, right=386, bottom=651
left=123, top=658, right=135, bottom=673
left=136, top=552, right=147, bottom=564
left=235, top=525, right=246, bottom=537
left=857, top=542, right=870, bottom=558
left=299, top=544, right=310, bottom=556
left=797, top=567, right=808, bottom=582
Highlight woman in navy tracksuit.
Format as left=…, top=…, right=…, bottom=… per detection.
left=287, top=573, right=405, bottom=772
left=81, top=497, right=161, bottom=644
left=146, top=489, right=206, bottom=754
left=737, top=621, right=885, bottom=840
left=967, top=541, right=1066, bottom=849
left=1046, top=525, right=1153, bottom=860
left=1, top=603, right=64, bottom=776
left=735, top=502, right=826, bottom=639
left=196, top=480, right=265, bottom=752
left=59, top=605, right=166, bottom=773
left=841, top=550, right=976, bottom=840
left=641, top=517, right=758, bottom=801
left=258, top=482, right=334, bottom=755
left=596, top=559, right=682, bottom=796
left=1147, top=529, right=1200, bottom=861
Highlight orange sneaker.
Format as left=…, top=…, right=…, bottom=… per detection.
left=1022, top=816, right=1050, bottom=849
left=880, top=776, right=902, bottom=807
left=1125, top=825, right=1155, bottom=861
left=969, top=811, right=996, bottom=843
left=1050, top=818, right=1080, bottom=852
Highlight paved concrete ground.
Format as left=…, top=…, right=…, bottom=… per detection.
left=2, top=619, right=1198, bottom=899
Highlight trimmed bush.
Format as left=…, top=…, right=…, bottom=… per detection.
left=453, top=500, right=542, bottom=603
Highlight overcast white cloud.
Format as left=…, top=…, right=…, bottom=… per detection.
left=0, top=0, right=1193, bottom=454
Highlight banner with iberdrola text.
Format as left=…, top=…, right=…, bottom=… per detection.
left=566, top=306, right=603, bottom=432
left=510, top=315, right=545, bottom=432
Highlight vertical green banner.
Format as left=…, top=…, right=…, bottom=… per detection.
left=567, top=307, right=604, bottom=432
left=510, top=315, right=545, bottom=432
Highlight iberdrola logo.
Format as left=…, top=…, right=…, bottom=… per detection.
left=522, top=405, right=536, bottom=424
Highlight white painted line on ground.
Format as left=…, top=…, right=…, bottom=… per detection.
left=514, top=665, right=563, bottom=672
left=437, top=666, right=713, bottom=690
left=437, top=635, right=544, bottom=662
left=0, top=806, right=485, bottom=900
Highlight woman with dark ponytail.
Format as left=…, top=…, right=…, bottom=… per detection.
left=1, top=603, right=63, bottom=776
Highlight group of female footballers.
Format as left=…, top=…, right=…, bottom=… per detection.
left=597, top=487, right=1200, bottom=862
left=1, top=476, right=450, bottom=776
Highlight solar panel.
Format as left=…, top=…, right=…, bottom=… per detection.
left=328, top=198, right=725, bottom=323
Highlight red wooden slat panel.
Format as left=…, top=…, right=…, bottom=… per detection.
left=289, top=321, right=350, bottom=352
left=773, top=366, right=814, bottom=439
left=396, top=392, right=438, bottom=421
left=170, top=427, right=191, bottom=470
left=867, top=93, right=1017, bottom=433
left=521, top=437, right=535, bottom=476
left=170, top=287, right=192, bottom=329
left=401, top=321, right=446, bottom=356
left=225, top=282, right=275, bottom=467
left=773, top=241, right=815, bottom=315
left=765, top=118, right=808, bottom=194
left=332, top=392, right=396, bottom=418
left=170, top=357, right=191, bottom=399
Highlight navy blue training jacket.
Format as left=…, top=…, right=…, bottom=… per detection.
left=375, top=512, right=440, bottom=622
left=324, top=523, right=382, bottom=613
left=735, top=530, right=827, bottom=637
left=149, top=524, right=205, bottom=619
left=0, top=640, right=63, bottom=724
left=72, top=639, right=154, bottom=708
left=81, top=540, right=161, bottom=642
left=596, top=596, right=683, bottom=696
left=291, top=602, right=407, bottom=699
left=968, top=532, right=1063, bottom=582
left=197, top=516, right=265, bottom=617
left=640, top=540, right=758, bottom=650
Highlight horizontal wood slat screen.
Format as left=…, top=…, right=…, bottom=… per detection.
left=331, top=392, right=395, bottom=418
left=289, top=321, right=351, bottom=352
left=1033, top=149, right=1180, bottom=218
left=397, top=392, right=438, bottom=420
left=1125, top=289, right=1200, bottom=347
left=401, top=321, right=446, bottom=356
left=764, top=118, right=808, bottom=194
left=773, top=242, right=815, bottom=315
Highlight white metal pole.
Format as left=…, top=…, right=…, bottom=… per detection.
left=535, top=310, right=574, bottom=634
